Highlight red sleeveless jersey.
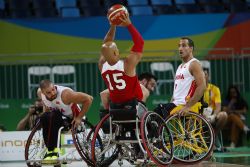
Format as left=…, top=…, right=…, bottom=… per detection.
left=101, top=60, right=143, bottom=103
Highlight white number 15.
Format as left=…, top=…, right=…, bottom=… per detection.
left=106, top=73, right=126, bottom=90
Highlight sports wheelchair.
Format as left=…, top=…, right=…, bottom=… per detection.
left=90, top=99, right=174, bottom=167
left=164, top=102, right=215, bottom=164
left=24, top=116, right=100, bottom=167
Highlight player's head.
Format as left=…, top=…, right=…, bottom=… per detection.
left=39, top=79, right=57, bottom=101
left=203, top=68, right=209, bottom=84
left=101, top=41, right=120, bottom=65
left=139, top=72, right=157, bottom=92
left=178, top=37, right=194, bottom=59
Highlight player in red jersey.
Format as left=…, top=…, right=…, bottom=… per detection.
left=100, top=72, right=157, bottom=109
left=99, top=12, right=144, bottom=107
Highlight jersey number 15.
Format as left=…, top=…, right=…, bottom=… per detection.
left=106, top=73, right=126, bottom=90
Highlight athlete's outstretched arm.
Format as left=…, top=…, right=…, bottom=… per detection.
left=62, top=89, right=93, bottom=128
left=98, top=25, right=117, bottom=71
left=119, top=13, right=144, bottom=76
left=103, top=25, right=116, bottom=44
left=126, top=23, right=144, bottom=68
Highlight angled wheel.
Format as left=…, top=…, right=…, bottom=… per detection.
left=25, top=119, right=45, bottom=167
left=141, top=112, right=174, bottom=167
left=165, top=112, right=214, bottom=164
left=91, top=114, right=120, bottom=167
left=72, top=118, right=101, bottom=167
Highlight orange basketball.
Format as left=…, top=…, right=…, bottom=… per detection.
left=107, top=4, right=128, bottom=25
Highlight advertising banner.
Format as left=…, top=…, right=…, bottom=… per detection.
left=0, top=131, right=82, bottom=161
left=0, top=131, right=31, bottom=161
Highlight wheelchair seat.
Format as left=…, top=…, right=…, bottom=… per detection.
left=108, top=99, right=141, bottom=137
left=109, top=99, right=138, bottom=121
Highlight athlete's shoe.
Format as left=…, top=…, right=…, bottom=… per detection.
left=52, top=148, right=60, bottom=159
left=43, top=150, right=53, bottom=161
left=43, top=148, right=60, bottom=163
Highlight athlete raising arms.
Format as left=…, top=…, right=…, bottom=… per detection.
left=99, top=12, right=144, bottom=106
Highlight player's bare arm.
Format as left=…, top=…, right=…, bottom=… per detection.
left=100, top=89, right=110, bottom=110
left=125, top=52, right=143, bottom=76
left=98, top=54, right=106, bottom=71
left=186, top=61, right=206, bottom=108
left=103, top=25, right=116, bottom=43
left=98, top=25, right=116, bottom=71
left=62, top=89, right=93, bottom=128
left=37, top=88, right=49, bottom=112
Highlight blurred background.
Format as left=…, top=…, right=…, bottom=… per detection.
left=0, top=0, right=250, bottom=148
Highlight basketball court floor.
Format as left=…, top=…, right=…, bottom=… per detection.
left=1, top=147, right=250, bottom=167
left=1, top=157, right=250, bottom=167
left=0, top=161, right=249, bottom=167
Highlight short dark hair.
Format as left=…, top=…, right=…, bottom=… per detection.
left=181, top=37, right=194, bottom=51
left=138, top=72, right=157, bottom=82
left=39, top=79, right=53, bottom=90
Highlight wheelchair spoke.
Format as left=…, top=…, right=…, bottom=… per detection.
left=165, top=112, right=214, bottom=163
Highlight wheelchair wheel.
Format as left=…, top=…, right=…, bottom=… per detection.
left=25, top=120, right=45, bottom=167
left=141, top=112, right=174, bottom=167
left=91, top=113, right=120, bottom=167
left=165, top=112, right=214, bottom=164
left=72, top=118, right=102, bottom=167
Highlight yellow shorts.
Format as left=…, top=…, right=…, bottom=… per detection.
left=170, top=102, right=202, bottom=115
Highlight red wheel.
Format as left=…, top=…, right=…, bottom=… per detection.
left=25, top=120, right=44, bottom=167
left=91, top=114, right=120, bottom=166
left=72, top=118, right=97, bottom=166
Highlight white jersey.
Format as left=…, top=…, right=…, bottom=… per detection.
left=172, top=58, right=200, bottom=105
left=41, top=85, right=78, bottom=117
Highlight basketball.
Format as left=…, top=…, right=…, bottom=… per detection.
left=107, top=4, right=128, bottom=25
